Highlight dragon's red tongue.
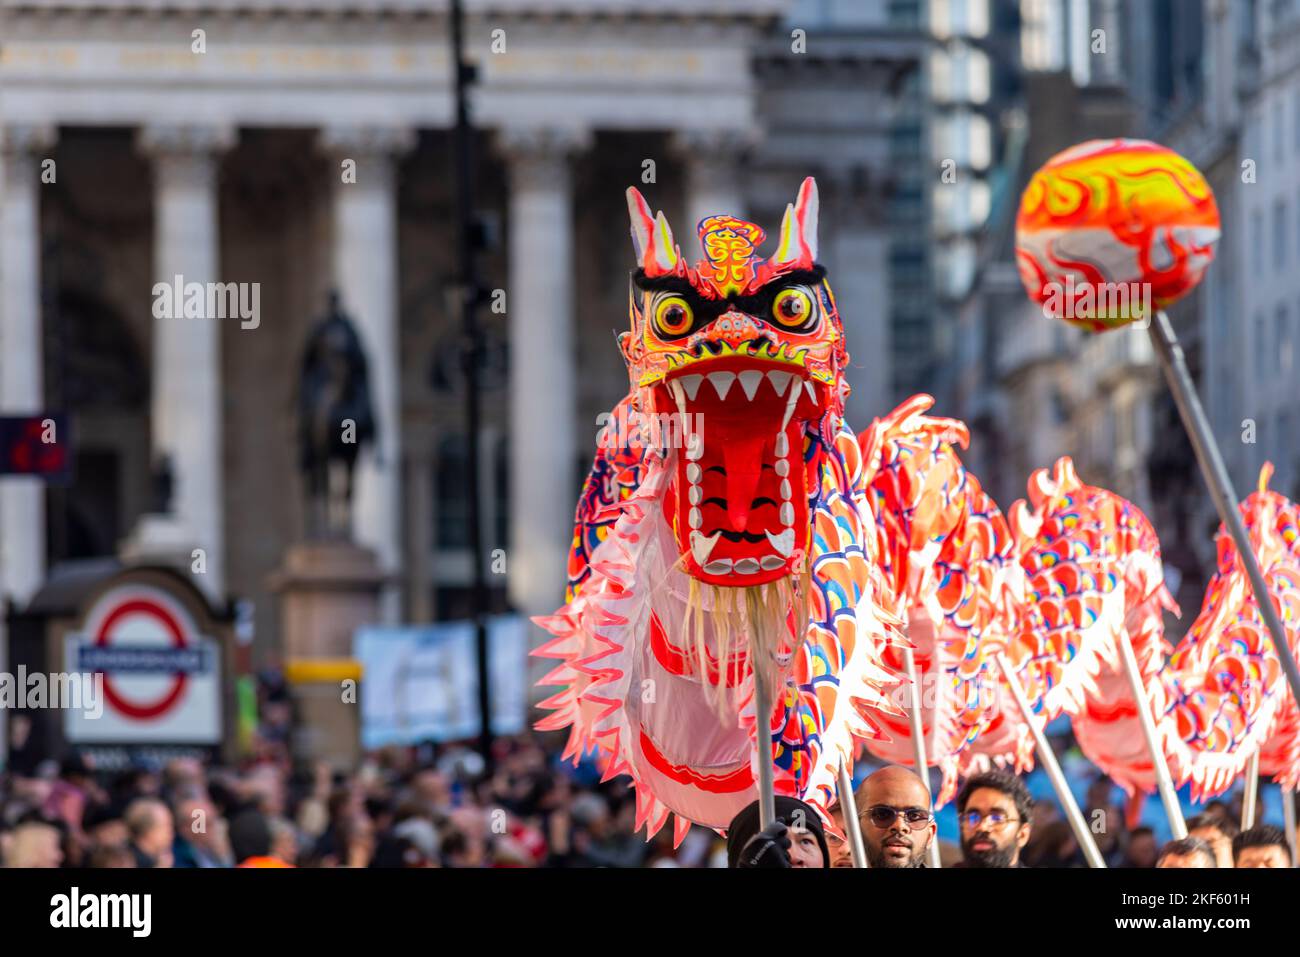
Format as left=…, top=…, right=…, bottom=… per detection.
left=721, top=432, right=766, bottom=532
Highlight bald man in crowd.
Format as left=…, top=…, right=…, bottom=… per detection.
left=854, top=766, right=936, bottom=868
left=2, top=820, right=64, bottom=868
left=125, top=797, right=174, bottom=869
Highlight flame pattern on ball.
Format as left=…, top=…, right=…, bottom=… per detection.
left=1015, top=139, right=1221, bottom=331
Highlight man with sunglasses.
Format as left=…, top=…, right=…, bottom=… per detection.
left=953, top=770, right=1033, bottom=868
left=855, top=766, right=936, bottom=868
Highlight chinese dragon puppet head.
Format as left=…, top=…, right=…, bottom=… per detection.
left=534, top=178, right=899, bottom=837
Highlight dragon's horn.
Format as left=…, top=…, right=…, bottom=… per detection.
left=626, top=186, right=680, bottom=276
left=772, top=176, right=820, bottom=267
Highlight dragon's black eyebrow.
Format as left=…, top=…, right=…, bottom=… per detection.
left=631, top=271, right=703, bottom=296
left=631, top=265, right=826, bottom=297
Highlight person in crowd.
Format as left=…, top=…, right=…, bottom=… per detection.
left=726, top=796, right=829, bottom=868
left=824, top=803, right=857, bottom=868
left=953, top=769, right=1033, bottom=868
left=1232, top=825, right=1293, bottom=868
left=854, top=766, right=936, bottom=868
left=87, top=844, right=136, bottom=868
left=268, top=816, right=299, bottom=867
left=83, top=803, right=130, bottom=853
left=1187, top=812, right=1237, bottom=868
left=1021, top=820, right=1082, bottom=867
left=125, top=797, right=174, bottom=868
left=2, top=819, right=64, bottom=868
left=230, top=809, right=294, bottom=868
left=1156, top=836, right=1217, bottom=868
left=172, top=795, right=233, bottom=868
left=1123, top=826, right=1159, bottom=868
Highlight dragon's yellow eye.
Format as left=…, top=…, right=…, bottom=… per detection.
left=654, top=296, right=694, bottom=337
left=772, top=288, right=815, bottom=329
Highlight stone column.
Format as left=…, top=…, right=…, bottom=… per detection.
left=129, top=124, right=235, bottom=602
left=497, top=126, right=590, bottom=626
left=0, top=124, right=57, bottom=608
left=670, top=129, right=754, bottom=236
left=318, top=126, right=415, bottom=624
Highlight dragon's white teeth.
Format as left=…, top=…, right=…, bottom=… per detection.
left=779, top=374, right=802, bottom=431
left=704, top=558, right=734, bottom=575
left=689, top=506, right=702, bottom=529
left=686, top=431, right=704, bottom=460
left=686, top=462, right=701, bottom=483
left=779, top=502, right=795, bottom=525
left=779, top=478, right=792, bottom=501
left=805, top=379, right=817, bottom=403
left=691, top=531, right=721, bottom=566
left=688, top=484, right=702, bottom=505
left=737, top=370, right=763, bottom=400
left=708, top=371, right=737, bottom=400
left=768, top=370, right=793, bottom=396
left=669, top=379, right=688, bottom=415
left=760, top=555, right=787, bottom=571
left=679, top=374, right=704, bottom=401
left=775, top=458, right=790, bottom=477
left=734, top=558, right=761, bottom=575
left=765, top=528, right=795, bottom=557
left=774, top=432, right=789, bottom=458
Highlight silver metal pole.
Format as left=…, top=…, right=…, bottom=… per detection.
left=1242, top=751, right=1260, bottom=831
left=997, top=652, right=1107, bottom=867
left=837, top=760, right=868, bottom=868
left=1148, top=311, right=1300, bottom=708
left=903, top=646, right=942, bottom=868
left=752, top=646, right=776, bottom=829
left=1283, top=787, right=1297, bottom=867
left=1116, top=629, right=1187, bottom=839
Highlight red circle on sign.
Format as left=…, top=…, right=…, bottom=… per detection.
left=94, top=598, right=189, bottom=720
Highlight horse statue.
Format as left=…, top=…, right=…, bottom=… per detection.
left=297, top=291, right=376, bottom=538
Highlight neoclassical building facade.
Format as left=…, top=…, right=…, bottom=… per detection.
left=0, top=0, right=921, bottom=659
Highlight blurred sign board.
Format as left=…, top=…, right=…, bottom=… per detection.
left=354, top=616, right=527, bottom=747
left=63, top=584, right=223, bottom=745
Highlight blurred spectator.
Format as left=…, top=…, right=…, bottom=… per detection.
left=230, top=809, right=294, bottom=868
left=125, top=798, right=174, bottom=869
left=1022, top=820, right=1082, bottom=868
left=1156, top=836, right=1216, bottom=868
left=1124, top=826, right=1158, bottom=868
left=173, top=796, right=232, bottom=868
left=4, top=819, right=64, bottom=868
left=88, top=844, right=136, bottom=868
left=1187, top=812, right=1237, bottom=869
left=1233, top=825, right=1292, bottom=868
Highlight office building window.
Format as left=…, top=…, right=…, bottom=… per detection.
left=1253, top=209, right=1264, bottom=274
left=1296, top=88, right=1300, bottom=151
left=1256, top=312, right=1267, bottom=377
left=1277, top=99, right=1286, bottom=162
left=1278, top=304, right=1290, bottom=373
left=1276, top=199, right=1288, bottom=271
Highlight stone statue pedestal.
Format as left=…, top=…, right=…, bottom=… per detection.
left=267, top=540, right=389, bottom=770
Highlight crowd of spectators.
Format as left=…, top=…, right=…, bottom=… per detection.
left=1, top=675, right=1292, bottom=869
left=0, top=729, right=732, bottom=868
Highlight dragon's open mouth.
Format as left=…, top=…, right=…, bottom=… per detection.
left=655, top=356, right=823, bottom=586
